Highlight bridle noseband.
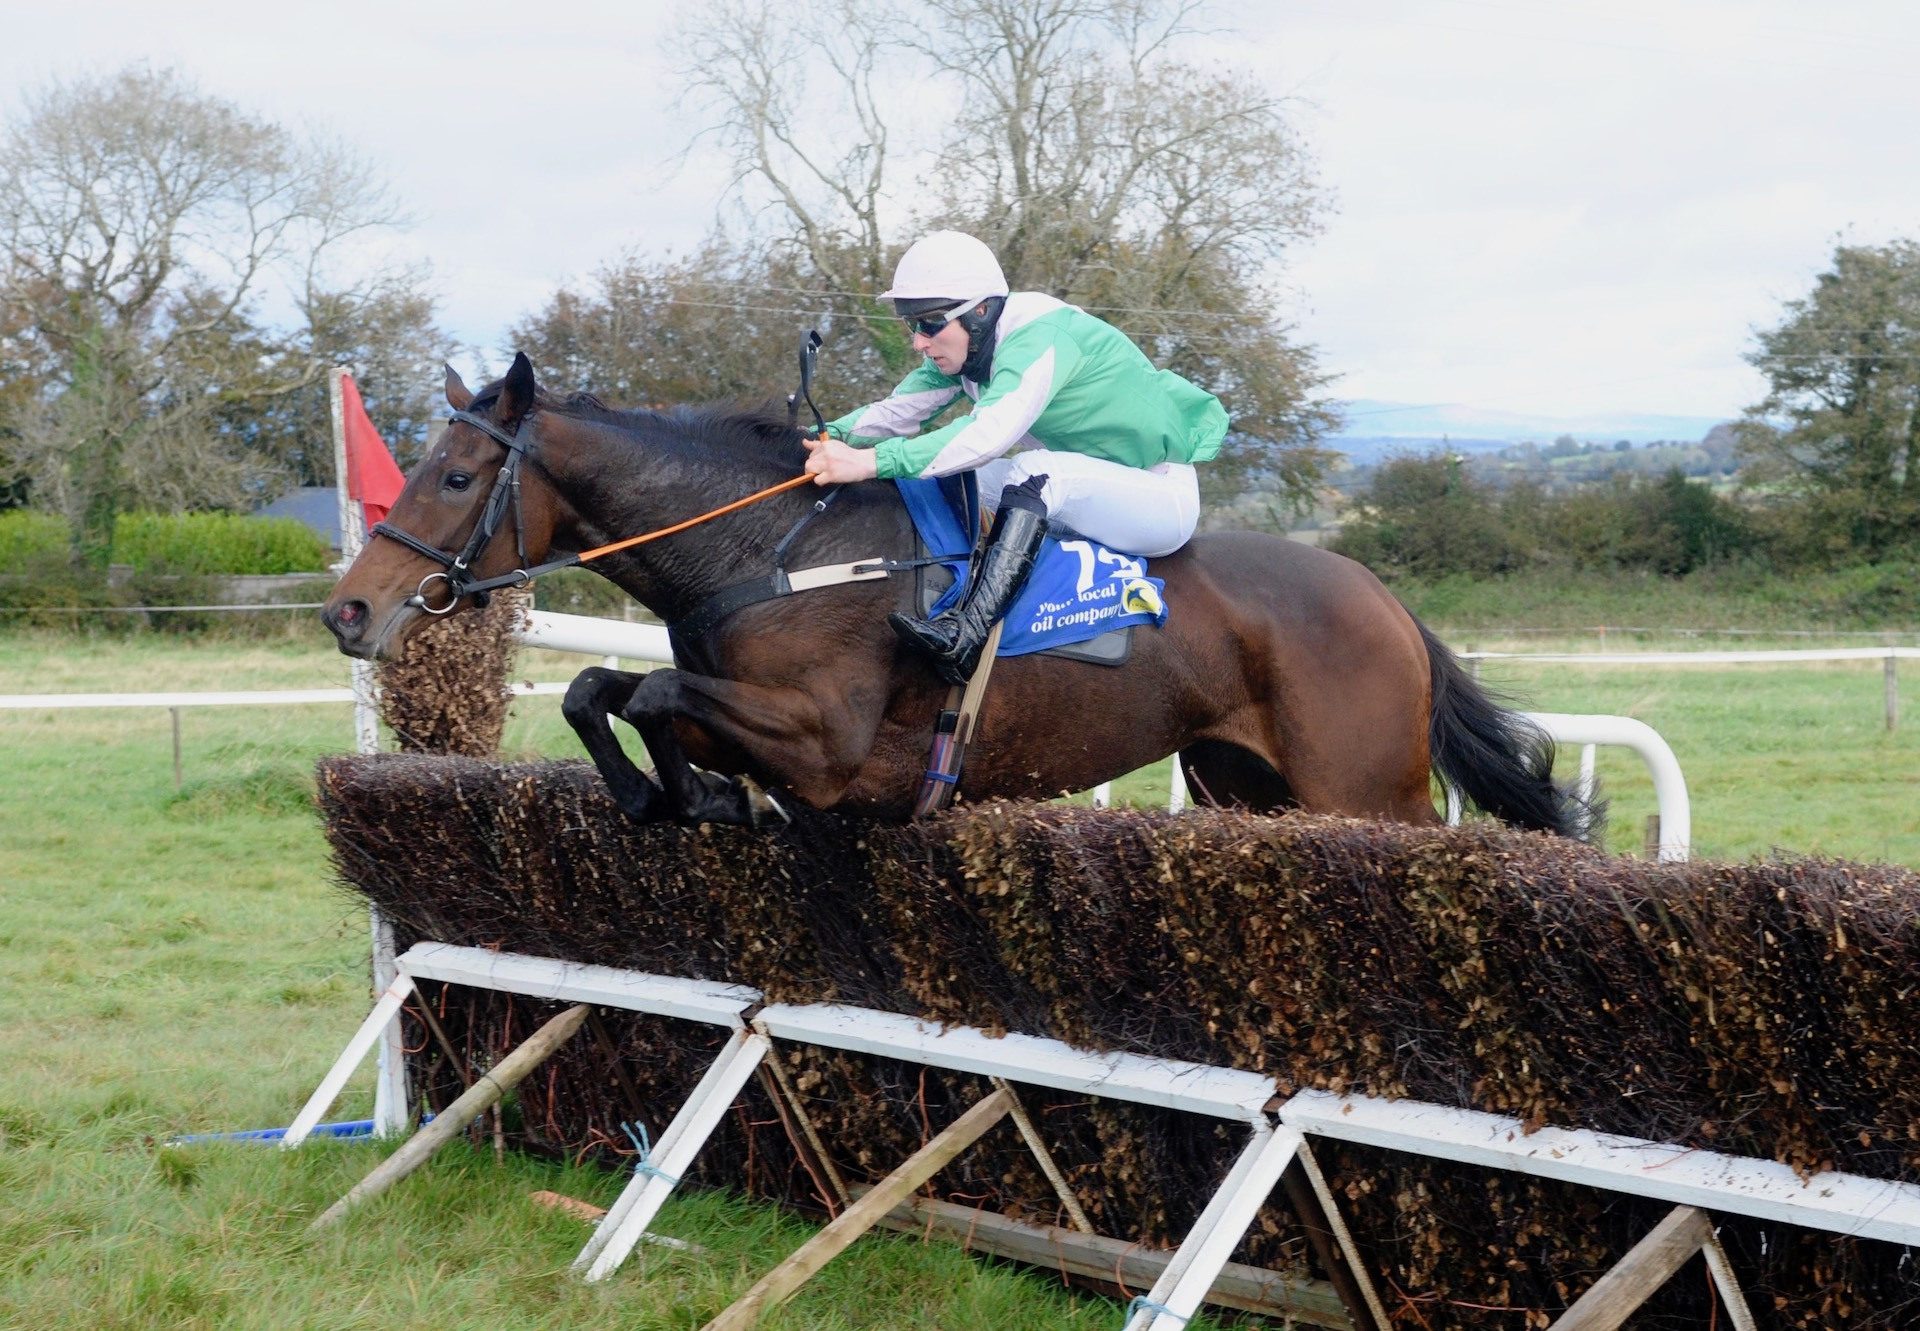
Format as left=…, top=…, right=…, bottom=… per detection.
left=370, top=408, right=537, bottom=614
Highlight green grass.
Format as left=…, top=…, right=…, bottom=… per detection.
left=2, top=623, right=1915, bottom=1328
left=1482, top=654, right=1919, bottom=863
left=1391, top=565, right=1920, bottom=635
left=0, top=625, right=1230, bottom=1330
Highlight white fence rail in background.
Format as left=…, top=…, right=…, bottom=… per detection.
left=1465, top=645, right=1913, bottom=732
left=1442, top=712, right=1692, bottom=862
left=2, top=610, right=1699, bottom=858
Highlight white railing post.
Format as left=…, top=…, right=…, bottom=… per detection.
left=332, top=366, right=408, bottom=1136
left=1525, top=712, right=1690, bottom=862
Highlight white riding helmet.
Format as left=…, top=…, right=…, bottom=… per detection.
left=881, top=231, right=1009, bottom=313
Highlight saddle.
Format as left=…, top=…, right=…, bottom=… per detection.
left=667, top=473, right=1164, bottom=674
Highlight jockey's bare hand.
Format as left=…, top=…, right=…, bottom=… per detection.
left=803, top=434, right=879, bottom=486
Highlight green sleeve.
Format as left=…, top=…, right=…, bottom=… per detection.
left=874, top=326, right=1083, bottom=480
left=825, top=360, right=964, bottom=445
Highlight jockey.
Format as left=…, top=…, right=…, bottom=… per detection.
left=803, top=229, right=1227, bottom=685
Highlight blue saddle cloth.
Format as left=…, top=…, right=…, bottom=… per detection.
left=896, top=477, right=1169, bottom=658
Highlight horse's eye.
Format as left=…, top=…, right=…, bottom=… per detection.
left=445, top=471, right=473, bottom=492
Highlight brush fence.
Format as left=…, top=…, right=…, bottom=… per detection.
left=306, top=756, right=1920, bottom=1328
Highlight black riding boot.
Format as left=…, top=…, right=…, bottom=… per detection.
left=890, top=478, right=1049, bottom=685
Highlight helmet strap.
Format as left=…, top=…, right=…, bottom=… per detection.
left=958, top=295, right=1005, bottom=383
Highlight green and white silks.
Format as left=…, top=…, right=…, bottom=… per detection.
left=830, top=293, right=1226, bottom=478
left=827, top=293, right=1224, bottom=556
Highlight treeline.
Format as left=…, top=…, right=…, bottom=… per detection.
left=5, top=13, right=1916, bottom=600
left=2, top=4, right=1341, bottom=577
left=1466, top=425, right=1741, bottom=490
left=1337, top=236, right=1920, bottom=581
left=0, top=69, right=451, bottom=572
left=1333, top=455, right=1851, bottom=580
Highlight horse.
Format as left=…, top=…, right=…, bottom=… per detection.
left=322, top=353, right=1590, bottom=837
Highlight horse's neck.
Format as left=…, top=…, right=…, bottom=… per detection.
left=540, top=415, right=825, bottom=621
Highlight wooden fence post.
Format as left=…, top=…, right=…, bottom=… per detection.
left=701, top=1088, right=1013, bottom=1330
left=308, top=1002, right=591, bottom=1232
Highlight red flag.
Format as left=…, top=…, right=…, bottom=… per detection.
left=340, top=373, right=406, bottom=527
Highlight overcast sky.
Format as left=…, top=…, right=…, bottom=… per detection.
left=5, top=0, right=1915, bottom=428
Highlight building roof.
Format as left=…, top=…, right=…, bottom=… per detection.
left=255, top=487, right=343, bottom=548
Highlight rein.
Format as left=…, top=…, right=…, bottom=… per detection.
left=370, top=407, right=812, bottom=614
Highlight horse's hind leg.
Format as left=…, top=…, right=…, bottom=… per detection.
left=1179, top=739, right=1295, bottom=812
left=562, top=666, right=669, bottom=821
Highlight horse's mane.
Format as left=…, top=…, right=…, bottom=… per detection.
left=468, top=380, right=806, bottom=470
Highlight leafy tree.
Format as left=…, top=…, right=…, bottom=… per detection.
left=1335, top=457, right=1753, bottom=581
left=1740, top=240, right=1920, bottom=555
left=283, top=270, right=454, bottom=478
left=670, top=0, right=1336, bottom=507
left=0, top=67, right=431, bottom=566
left=1331, top=453, right=1522, bottom=578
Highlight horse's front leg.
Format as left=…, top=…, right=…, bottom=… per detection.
left=561, top=666, right=670, bottom=822
left=619, top=667, right=873, bottom=827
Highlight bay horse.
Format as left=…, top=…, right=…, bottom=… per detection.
left=323, top=353, right=1589, bottom=836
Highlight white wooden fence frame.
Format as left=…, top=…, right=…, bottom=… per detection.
left=285, top=942, right=1920, bottom=1330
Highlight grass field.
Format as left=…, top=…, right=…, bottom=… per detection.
left=2, top=621, right=1915, bottom=1329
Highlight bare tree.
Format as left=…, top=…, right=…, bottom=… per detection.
left=0, top=67, right=420, bottom=566
left=510, top=237, right=902, bottom=413
left=674, top=0, right=1336, bottom=504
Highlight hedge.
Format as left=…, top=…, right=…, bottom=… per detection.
left=0, top=509, right=329, bottom=574
left=320, top=755, right=1920, bottom=1329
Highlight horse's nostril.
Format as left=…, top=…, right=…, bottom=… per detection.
left=327, top=599, right=369, bottom=637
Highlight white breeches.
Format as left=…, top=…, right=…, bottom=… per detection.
left=976, top=451, right=1200, bottom=558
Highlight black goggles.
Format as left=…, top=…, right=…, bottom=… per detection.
left=902, top=299, right=973, bottom=337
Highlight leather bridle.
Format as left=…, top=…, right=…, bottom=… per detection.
left=367, top=406, right=823, bottom=618
left=369, top=408, right=543, bottom=614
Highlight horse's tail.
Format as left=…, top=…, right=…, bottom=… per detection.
left=1414, top=615, right=1603, bottom=841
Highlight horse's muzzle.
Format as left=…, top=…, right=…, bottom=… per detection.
left=322, top=598, right=383, bottom=660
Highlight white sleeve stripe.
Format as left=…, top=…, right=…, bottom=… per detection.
left=923, top=348, right=1057, bottom=478
left=853, top=387, right=963, bottom=437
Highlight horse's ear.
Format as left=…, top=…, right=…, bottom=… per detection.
left=444, top=363, right=473, bottom=412
left=498, top=351, right=537, bottom=421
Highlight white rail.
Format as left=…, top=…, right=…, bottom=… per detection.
left=0, top=680, right=572, bottom=710
left=517, top=609, right=672, bottom=661
left=1466, top=646, right=1918, bottom=665
left=2, top=611, right=1695, bottom=858
left=290, top=942, right=1920, bottom=1324
left=1529, top=712, right=1689, bottom=860
left=1444, top=712, right=1692, bottom=862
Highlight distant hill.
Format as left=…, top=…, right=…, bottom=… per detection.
left=1329, top=400, right=1727, bottom=462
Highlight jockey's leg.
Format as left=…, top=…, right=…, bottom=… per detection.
left=990, top=451, right=1199, bottom=557
left=889, top=474, right=1049, bottom=685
